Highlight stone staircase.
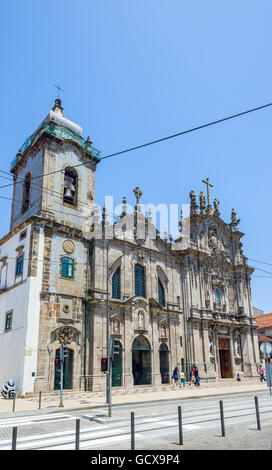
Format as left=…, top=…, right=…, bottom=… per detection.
left=22, top=377, right=262, bottom=399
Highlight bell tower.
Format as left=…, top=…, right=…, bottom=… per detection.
left=10, top=99, right=100, bottom=231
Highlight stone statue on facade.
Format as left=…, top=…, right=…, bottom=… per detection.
left=138, top=312, right=144, bottom=330
left=190, top=190, right=198, bottom=215
left=231, top=208, right=241, bottom=225
left=208, top=226, right=218, bottom=250
left=199, top=191, right=206, bottom=215
left=234, top=337, right=241, bottom=357
left=160, top=323, right=166, bottom=338
left=113, top=319, right=120, bottom=334
left=213, top=199, right=220, bottom=216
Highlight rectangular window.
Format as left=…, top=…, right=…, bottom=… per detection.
left=5, top=312, right=13, bottom=331
left=16, top=255, right=23, bottom=276
left=61, top=257, right=74, bottom=278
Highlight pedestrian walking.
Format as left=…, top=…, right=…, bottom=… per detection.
left=189, top=368, right=195, bottom=386
left=172, top=366, right=179, bottom=388
left=194, top=367, right=200, bottom=387
left=259, top=365, right=266, bottom=382
left=179, top=370, right=186, bottom=388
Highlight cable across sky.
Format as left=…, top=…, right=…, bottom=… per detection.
left=0, top=100, right=271, bottom=190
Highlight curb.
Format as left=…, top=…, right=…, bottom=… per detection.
left=30, top=386, right=268, bottom=414
left=0, top=386, right=267, bottom=418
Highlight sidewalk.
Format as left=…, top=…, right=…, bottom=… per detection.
left=0, top=379, right=268, bottom=416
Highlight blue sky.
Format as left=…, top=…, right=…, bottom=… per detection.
left=0, top=1, right=271, bottom=312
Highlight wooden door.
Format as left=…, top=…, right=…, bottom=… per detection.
left=218, top=338, right=232, bottom=378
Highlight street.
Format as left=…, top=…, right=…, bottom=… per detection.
left=0, top=391, right=271, bottom=450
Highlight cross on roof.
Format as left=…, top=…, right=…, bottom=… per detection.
left=202, top=178, right=213, bottom=207
left=54, top=84, right=64, bottom=99
left=133, top=186, right=142, bottom=205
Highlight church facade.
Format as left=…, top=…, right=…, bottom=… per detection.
left=0, top=100, right=259, bottom=394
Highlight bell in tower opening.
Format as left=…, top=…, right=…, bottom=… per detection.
left=63, top=167, right=78, bottom=205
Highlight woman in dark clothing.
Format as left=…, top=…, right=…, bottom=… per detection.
left=172, top=366, right=179, bottom=388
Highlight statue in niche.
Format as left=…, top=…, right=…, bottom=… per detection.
left=113, top=319, right=120, bottom=335
left=209, top=332, right=214, bottom=356
left=160, top=323, right=166, bottom=338
left=234, top=337, right=241, bottom=357
left=208, top=226, right=218, bottom=249
left=138, top=311, right=144, bottom=330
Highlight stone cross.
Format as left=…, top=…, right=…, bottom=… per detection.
left=202, top=178, right=213, bottom=207
left=133, top=186, right=142, bottom=205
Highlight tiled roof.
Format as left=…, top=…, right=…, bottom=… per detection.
left=258, top=335, right=272, bottom=343
left=256, top=313, right=272, bottom=329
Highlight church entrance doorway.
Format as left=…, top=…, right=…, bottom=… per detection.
left=159, top=343, right=170, bottom=384
left=132, top=336, right=152, bottom=385
left=112, top=340, right=122, bottom=387
left=54, top=348, right=74, bottom=390
left=218, top=337, right=232, bottom=378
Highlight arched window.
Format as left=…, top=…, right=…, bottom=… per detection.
left=215, top=287, right=222, bottom=307
left=112, top=266, right=121, bottom=299
left=22, top=173, right=31, bottom=214
left=61, top=257, right=74, bottom=278
left=63, top=167, right=78, bottom=205
left=158, top=278, right=165, bottom=307
left=135, top=264, right=146, bottom=298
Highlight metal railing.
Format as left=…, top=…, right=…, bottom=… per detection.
left=10, top=123, right=101, bottom=171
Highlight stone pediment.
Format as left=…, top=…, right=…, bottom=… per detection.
left=111, top=211, right=174, bottom=256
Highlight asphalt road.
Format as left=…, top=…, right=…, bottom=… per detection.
left=0, top=390, right=271, bottom=450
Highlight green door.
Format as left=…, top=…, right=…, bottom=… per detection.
left=54, top=348, right=73, bottom=390
left=112, top=341, right=122, bottom=387
left=159, top=343, right=170, bottom=384
left=132, top=336, right=152, bottom=385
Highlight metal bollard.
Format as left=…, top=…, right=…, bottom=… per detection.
left=39, top=391, right=42, bottom=410
left=12, top=398, right=16, bottom=412
left=255, top=396, right=261, bottom=430
left=75, top=419, right=80, bottom=450
left=178, top=405, right=183, bottom=445
left=12, top=427, right=17, bottom=450
left=131, top=412, right=135, bottom=450
left=219, top=400, right=225, bottom=437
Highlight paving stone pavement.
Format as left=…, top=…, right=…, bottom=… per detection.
left=0, top=379, right=268, bottom=415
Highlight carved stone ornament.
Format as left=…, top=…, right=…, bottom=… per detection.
left=62, top=304, right=70, bottom=314
left=136, top=249, right=145, bottom=262
left=63, top=239, right=75, bottom=254
left=59, top=327, right=73, bottom=344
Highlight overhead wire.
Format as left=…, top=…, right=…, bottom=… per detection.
left=0, top=100, right=271, bottom=189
